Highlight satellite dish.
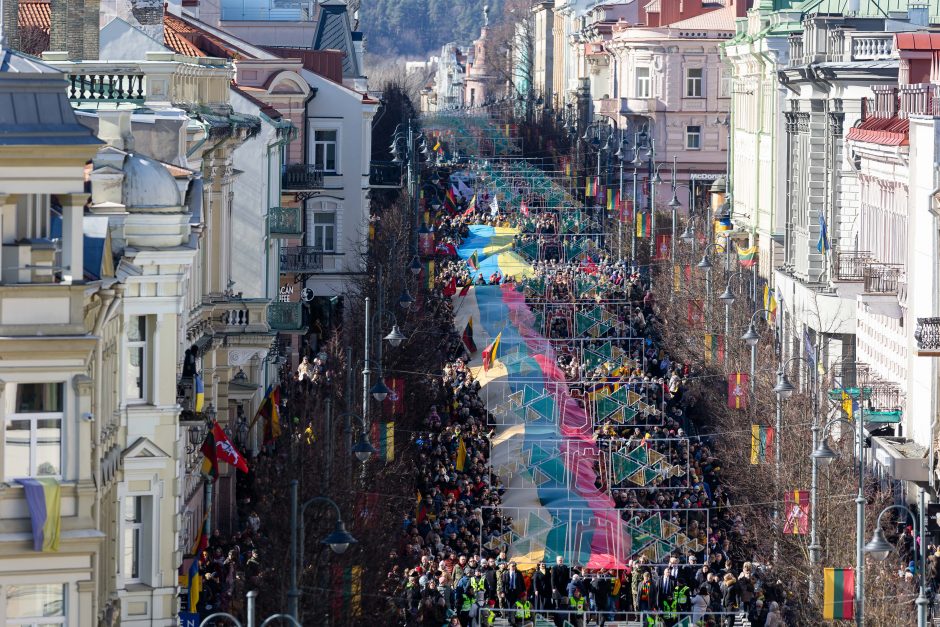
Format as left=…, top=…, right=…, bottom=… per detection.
left=301, top=288, right=315, bottom=302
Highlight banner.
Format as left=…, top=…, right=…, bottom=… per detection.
left=372, top=421, right=394, bottom=461
left=750, top=424, right=773, bottom=465
left=686, top=300, right=703, bottom=325
left=331, top=564, right=363, bottom=620
left=704, top=334, right=724, bottom=365
left=654, top=234, right=671, bottom=260
left=384, top=378, right=404, bottom=415
left=727, top=373, right=749, bottom=409
left=823, top=568, right=855, bottom=620
left=783, top=490, right=810, bottom=535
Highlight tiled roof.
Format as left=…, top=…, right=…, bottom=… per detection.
left=846, top=116, right=909, bottom=146
left=896, top=32, right=940, bottom=51
left=668, top=5, right=736, bottom=30
left=17, top=1, right=50, bottom=30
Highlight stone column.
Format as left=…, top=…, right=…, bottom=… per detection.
left=59, top=192, right=88, bottom=283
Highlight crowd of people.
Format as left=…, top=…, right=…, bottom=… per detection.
left=384, top=179, right=798, bottom=627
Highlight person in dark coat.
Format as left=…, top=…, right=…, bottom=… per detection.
left=532, top=562, right=552, bottom=614
left=550, top=556, right=571, bottom=626
left=501, top=562, right=526, bottom=606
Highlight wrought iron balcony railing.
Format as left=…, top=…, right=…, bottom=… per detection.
left=267, top=302, right=304, bottom=331
left=279, top=246, right=323, bottom=273
left=863, top=262, right=902, bottom=294
left=369, top=161, right=403, bottom=188
left=281, top=164, right=325, bottom=191
left=833, top=250, right=871, bottom=282
left=267, top=206, right=303, bottom=237
left=915, top=318, right=940, bottom=351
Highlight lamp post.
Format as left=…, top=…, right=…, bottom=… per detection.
left=287, top=480, right=358, bottom=620
left=718, top=270, right=752, bottom=339
left=697, top=243, right=722, bottom=330
left=811, top=410, right=868, bottom=627
left=771, top=356, right=809, bottom=561
left=864, top=502, right=929, bottom=627
left=740, top=308, right=773, bottom=392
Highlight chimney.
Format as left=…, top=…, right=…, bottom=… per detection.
left=49, top=0, right=98, bottom=59
left=97, top=110, right=135, bottom=152
left=909, top=1, right=929, bottom=27
left=1, top=0, right=20, bottom=51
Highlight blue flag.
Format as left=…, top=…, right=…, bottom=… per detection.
left=804, top=329, right=817, bottom=372
left=817, top=213, right=830, bottom=253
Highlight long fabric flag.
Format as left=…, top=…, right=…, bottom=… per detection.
left=15, top=478, right=61, bottom=552
left=468, top=250, right=479, bottom=271
left=841, top=390, right=856, bottom=420
left=817, top=213, right=830, bottom=253
left=211, top=422, right=249, bottom=473
left=783, top=490, right=810, bottom=535
left=482, top=331, right=502, bottom=371
left=636, top=212, right=649, bottom=238
left=463, top=195, right=477, bottom=217
left=425, top=260, right=435, bottom=290
left=331, top=564, right=363, bottom=620
left=247, top=384, right=281, bottom=444
left=200, top=430, right=219, bottom=480
left=704, top=334, right=724, bottom=365
left=736, top=244, right=758, bottom=268
left=606, top=188, right=615, bottom=213
left=763, top=285, right=778, bottom=322
left=727, top=373, right=749, bottom=409
left=823, top=568, right=855, bottom=620
left=654, top=234, right=671, bottom=260
left=462, top=318, right=477, bottom=353
left=372, top=421, right=395, bottom=461
left=194, top=374, right=205, bottom=412
left=456, top=437, right=467, bottom=471
left=750, top=425, right=774, bottom=464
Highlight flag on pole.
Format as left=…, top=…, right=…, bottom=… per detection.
left=764, top=285, right=778, bottom=322
left=247, top=384, right=281, bottom=444
left=186, top=558, right=202, bottom=613
left=750, top=424, right=774, bottom=464
left=462, top=318, right=477, bottom=353
left=372, top=421, right=395, bottom=461
left=458, top=284, right=471, bottom=297
left=425, top=260, right=435, bottom=290
left=606, top=188, right=615, bottom=213
left=463, top=195, right=477, bottom=216
left=817, top=213, right=830, bottom=253
left=384, top=378, right=404, bottom=415
left=636, top=212, right=649, bottom=238
left=482, top=332, right=502, bottom=371
left=194, top=374, right=205, bottom=413
left=211, top=422, right=249, bottom=473
left=841, top=390, right=857, bottom=420
left=200, top=431, right=218, bottom=480
left=783, top=490, right=810, bottom=534
left=456, top=437, right=467, bottom=471
left=467, top=251, right=479, bottom=271
left=331, top=564, right=363, bottom=620
left=736, top=244, right=758, bottom=268
left=687, top=300, right=703, bottom=325
left=823, top=568, right=855, bottom=620
left=704, top=334, right=724, bottom=364
left=655, top=234, right=671, bottom=260
left=432, top=140, right=441, bottom=152
left=585, top=177, right=594, bottom=197
left=727, top=373, right=749, bottom=409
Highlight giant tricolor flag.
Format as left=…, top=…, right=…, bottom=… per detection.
left=750, top=424, right=774, bottom=465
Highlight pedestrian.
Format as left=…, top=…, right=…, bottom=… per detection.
left=720, top=573, right=740, bottom=627
left=533, top=562, right=552, bottom=614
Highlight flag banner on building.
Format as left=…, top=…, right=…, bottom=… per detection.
left=594, top=177, right=601, bottom=200
left=372, top=421, right=395, bottom=461
left=432, top=140, right=441, bottom=152
left=655, top=234, right=671, bottom=260
left=384, top=378, right=405, bottom=415
left=764, top=285, right=778, bottom=322
left=456, top=436, right=467, bottom=471
left=200, top=430, right=218, bottom=480
left=687, top=300, right=704, bottom=325
left=462, top=318, right=477, bottom=353
left=211, top=422, right=249, bottom=473
left=354, top=492, right=381, bottom=528
left=15, top=478, right=61, bottom=552
left=714, top=215, right=732, bottom=235
left=750, top=425, right=774, bottom=465
left=684, top=264, right=693, bottom=282
left=482, top=331, right=502, bottom=371
left=736, top=244, right=758, bottom=268
left=248, top=384, right=281, bottom=444
left=804, top=329, right=819, bottom=373
left=620, top=199, right=633, bottom=222
left=783, top=490, right=810, bottom=535
left=636, top=212, right=650, bottom=238
left=817, top=213, right=830, bottom=253
left=425, top=260, right=435, bottom=290
left=727, top=373, right=749, bottom=409
left=607, top=188, right=615, bottom=212
left=704, top=334, right=724, bottom=365
left=331, top=564, right=363, bottom=620
left=823, top=568, right=855, bottom=620
left=194, top=374, right=205, bottom=412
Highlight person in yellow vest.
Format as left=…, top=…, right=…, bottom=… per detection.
left=569, top=587, right=586, bottom=627
left=512, top=590, right=534, bottom=627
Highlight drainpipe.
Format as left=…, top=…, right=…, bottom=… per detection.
left=927, top=183, right=940, bottom=492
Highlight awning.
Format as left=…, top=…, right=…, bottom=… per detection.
left=870, top=436, right=929, bottom=483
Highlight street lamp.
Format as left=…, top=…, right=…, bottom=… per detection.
left=370, top=379, right=390, bottom=402
left=865, top=504, right=929, bottom=627
left=384, top=324, right=407, bottom=347
left=740, top=308, right=773, bottom=392
left=287, top=481, right=358, bottom=619
left=399, top=288, right=414, bottom=310
left=773, top=370, right=795, bottom=400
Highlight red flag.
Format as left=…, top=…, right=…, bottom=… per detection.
left=520, top=200, right=529, bottom=216
left=727, top=373, right=749, bottom=410
left=686, top=300, right=703, bottom=325
left=383, top=378, right=404, bottom=415
left=200, top=432, right=218, bottom=480
left=783, top=490, right=810, bottom=535
left=211, top=423, right=249, bottom=473
left=654, top=234, right=671, bottom=260
left=581, top=259, right=598, bottom=275
left=458, top=284, right=471, bottom=297
left=443, top=276, right=457, bottom=297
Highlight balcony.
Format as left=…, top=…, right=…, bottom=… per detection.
left=833, top=250, right=871, bottom=282
left=849, top=35, right=894, bottom=61
left=369, top=161, right=403, bottom=188
left=787, top=34, right=804, bottom=67
left=267, top=301, right=305, bottom=331
left=267, top=206, right=303, bottom=238
left=859, top=262, right=902, bottom=318
left=915, top=317, right=940, bottom=356
left=898, top=84, right=940, bottom=118
left=280, top=246, right=323, bottom=273
left=281, top=164, right=325, bottom=191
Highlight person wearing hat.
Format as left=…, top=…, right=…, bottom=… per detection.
left=512, top=589, right=534, bottom=627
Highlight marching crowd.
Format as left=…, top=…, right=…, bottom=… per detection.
left=385, top=194, right=797, bottom=627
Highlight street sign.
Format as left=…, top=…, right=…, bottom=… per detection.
left=179, top=612, right=199, bottom=627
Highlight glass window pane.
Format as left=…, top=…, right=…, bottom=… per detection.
left=15, top=383, right=63, bottom=413
left=316, top=130, right=337, bottom=142
left=127, top=316, right=144, bottom=342
left=124, top=526, right=140, bottom=579
left=4, top=419, right=31, bottom=478
left=6, top=584, right=64, bottom=618
left=314, top=213, right=335, bottom=225
left=35, top=418, right=60, bottom=476
left=127, top=347, right=144, bottom=400
left=125, top=496, right=142, bottom=522
left=325, top=226, right=335, bottom=251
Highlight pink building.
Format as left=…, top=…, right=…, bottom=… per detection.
left=591, top=1, right=748, bottom=210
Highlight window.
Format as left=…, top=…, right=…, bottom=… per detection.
left=313, top=130, right=337, bottom=173
left=636, top=67, right=651, bottom=98
left=124, top=496, right=143, bottom=582
left=719, top=68, right=731, bottom=98
left=686, top=67, right=703, bottom=98
left=126, top=316, right=147, bottom=402
left=686, top=125, right=702, bottom=150
left=312, top=213, right=336, bottom=252
left=6, top=584, right=65, bottom=626
left=3, top=383, right=63, bottom=480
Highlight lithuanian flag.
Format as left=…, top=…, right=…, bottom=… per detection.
left=823, top=568, right=855, bottom=620
left=636, top=212, right=649, bottom=238
left=482, top=332, right=502, bottom=371
left=467, top=250, right=479, bottom=271
left=736, top=244, right=758, bottom=268
left=750, top=424, right=773, bottom=465
left=372, top=421, right=394, bottom=461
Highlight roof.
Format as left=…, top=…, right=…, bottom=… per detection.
left=668, top=4, right=736, bottom=30
left=895, top=32, right=940, bottom=51
left=17, top=1, right=50, bottom=30
left=230, top=84, right=283, bottom=120
left=802, top=0, right=940, bottom=17
left=312, top=0, right=360, bottom=78
left=846, top=116, right=909, bottom=146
